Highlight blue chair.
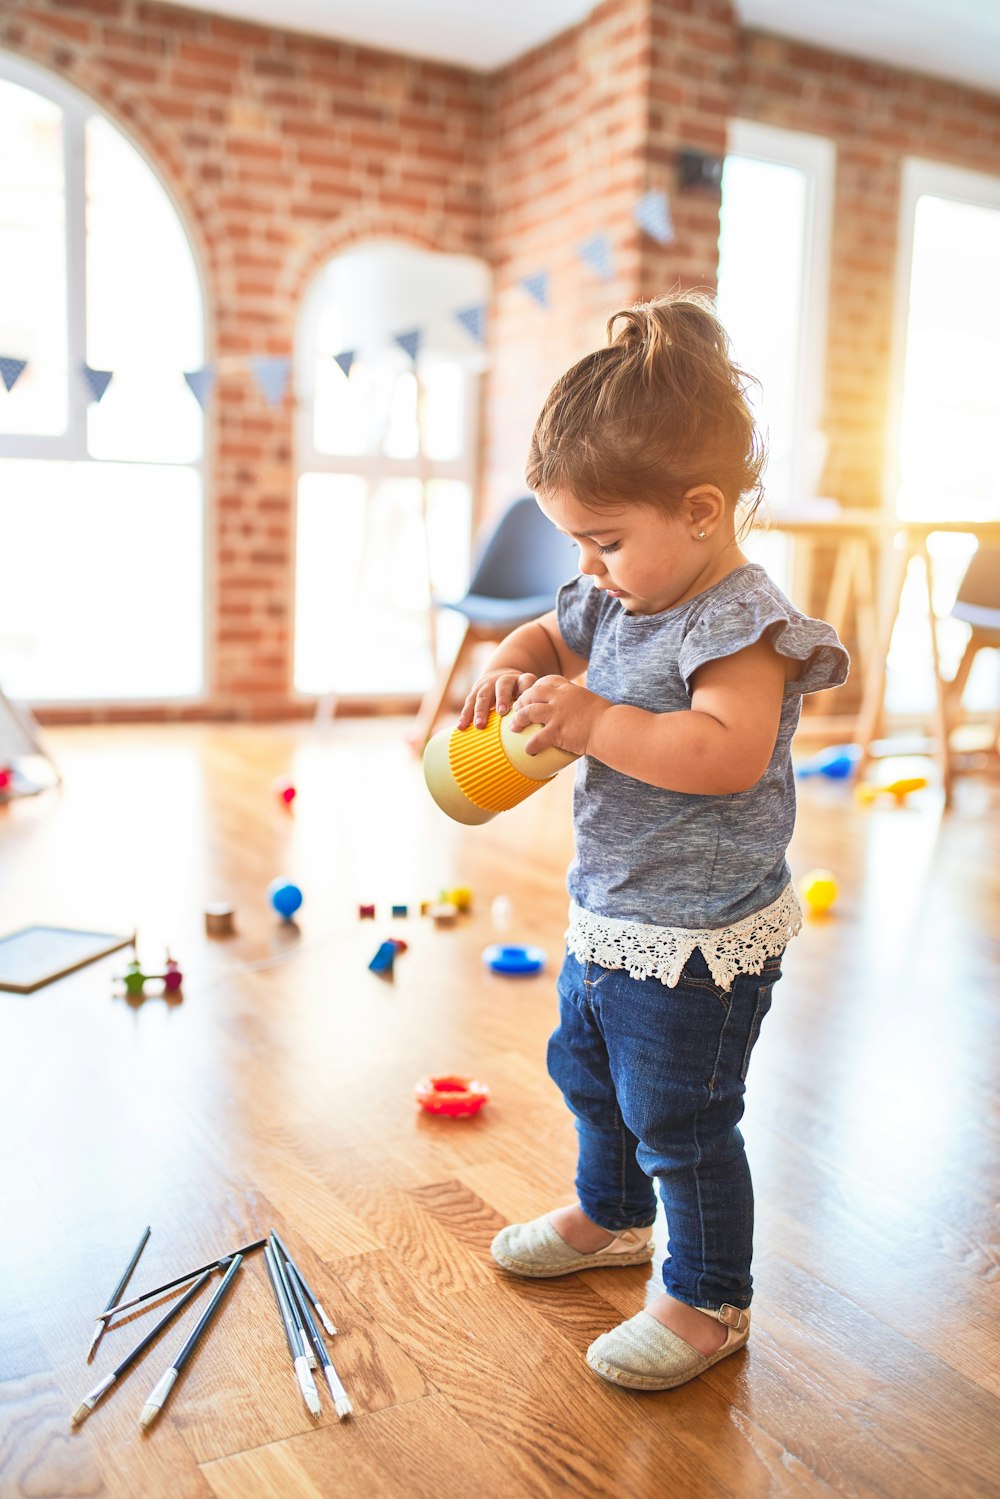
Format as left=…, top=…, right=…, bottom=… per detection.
left=412, top=495, right=574, bottom=745
left=947, top=544, right=1000, bottom=759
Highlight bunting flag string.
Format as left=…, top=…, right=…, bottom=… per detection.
left=81, top=364, right=114, bottom=404
left=454, top=305, right=487, bottom=344
left=249, top=355, right=291, bottom=407
left=393, top=330, right=422, bottom=363
left=0, top=356, right=27, bottom=394
left=578, top=232, right=615, bottom=282
left=519, top=272, right=550, bottom=310
left=183, top=367, right=216, bottom=409
left=633, top=189, right=675, bottom=245
left=1, top=186, right=692, bottom=417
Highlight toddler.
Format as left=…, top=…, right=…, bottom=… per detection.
left=458, top=293, right=849, bottom=1391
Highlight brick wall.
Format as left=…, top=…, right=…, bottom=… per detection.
left=482, top=0, right=737, bottom=511
left=0, top=0, right=486, bottom=718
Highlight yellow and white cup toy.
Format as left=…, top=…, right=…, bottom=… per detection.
left=423, top=710, right=578, bottom=825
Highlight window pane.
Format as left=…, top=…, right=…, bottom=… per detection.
left=897, top=194, right=1000, bottom=522
left=295, top=473, right=470, bottom=695
left=0, top=458, right=203, bottom=699
left=0, top=80, right=67, bottom=436
left=85, top=116, right=204, bottom=463
left=718, top=154, right=808, bottom=513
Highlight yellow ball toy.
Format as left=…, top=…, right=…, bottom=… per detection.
left=801, top=869, right=838, bottom=915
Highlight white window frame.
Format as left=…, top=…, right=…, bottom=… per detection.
left=0, top=49, right=211, bottom=706
left=293, top=241, right=485, bottom=702
left=724, top=119, right=835, bottom=510
left=885, top=156, right=1000, bottom=518
left=294, top=242, right=481, bottom=491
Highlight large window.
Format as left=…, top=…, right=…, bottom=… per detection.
left=884, top=159, right=1000, bottom=714
left=0, top=54, right=206, bottom=703
left=717, top=121, right=834, bottom=587
left=294, top=242, right=488, bottom=698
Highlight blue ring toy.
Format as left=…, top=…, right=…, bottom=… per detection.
left=482, top=943, right=546, bottom=976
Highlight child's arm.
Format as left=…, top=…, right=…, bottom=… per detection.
left=457, top=611, right=590, bottom=730
left=507, top=636, right=790, bottom=795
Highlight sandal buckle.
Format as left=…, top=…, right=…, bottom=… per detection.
left=717, top=1303, right=749, bottom=1333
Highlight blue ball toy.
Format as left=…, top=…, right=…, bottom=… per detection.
left=268, top=878, right=303, bottom=920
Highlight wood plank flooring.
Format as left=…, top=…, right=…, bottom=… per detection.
left=1, top=721, right=998, bottom=1498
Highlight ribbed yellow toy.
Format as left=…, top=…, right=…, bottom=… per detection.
left=423, top=711, right=578, bottom=825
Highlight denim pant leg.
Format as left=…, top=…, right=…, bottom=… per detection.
left=547, top=952, right=658, bottom=1232
left=582, top=948, right=782, bottom=1312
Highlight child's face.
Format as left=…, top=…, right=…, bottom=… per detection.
left=536, top=489, right=728, bottom=616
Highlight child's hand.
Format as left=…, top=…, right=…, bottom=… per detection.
left=507, top=675, right=610, bottom=757
left=457, top=669, right=539, bottom=730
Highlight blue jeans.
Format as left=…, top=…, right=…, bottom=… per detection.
left=547, top=947, right=782, bottom=1312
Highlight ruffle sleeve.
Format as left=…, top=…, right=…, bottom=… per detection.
left=677, top=592, right=850, bottom=697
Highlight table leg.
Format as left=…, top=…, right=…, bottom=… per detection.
left=854, top=535, right=912, bottom=782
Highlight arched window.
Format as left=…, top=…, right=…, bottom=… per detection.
left=294, top=241, right=489, bottom=699
left=0, top=53, right=206, bottom=703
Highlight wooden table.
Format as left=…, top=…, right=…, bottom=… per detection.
left=767, top=510, right=1000, bottom=802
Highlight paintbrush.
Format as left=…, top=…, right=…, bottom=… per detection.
left=139, top=1254, right=243, bottom=1428
left=86, top=1226, right=150, bottom=1360
left=71, top=1270, right=212, bottom=1424
left=94, top=1238, right=266, bottom=1323
left=262, top=1243, right=320, bottom=1417
left=285, top=1260, right=353, bottom=1419
left=269, top=1228, right=337, bottom=1336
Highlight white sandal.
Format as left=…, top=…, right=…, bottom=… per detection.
left=586, top=1304, right=750, bottom=1390
left=490, top=1215, right=654, bottom=1279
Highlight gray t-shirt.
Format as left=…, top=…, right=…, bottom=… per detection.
left=557, top=563, right=850, bottom=929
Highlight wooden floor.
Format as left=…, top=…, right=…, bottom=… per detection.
left=1, top=720, right=999, bottom=1498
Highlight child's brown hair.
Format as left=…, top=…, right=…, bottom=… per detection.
left=526, top=292, right=765, bottom=523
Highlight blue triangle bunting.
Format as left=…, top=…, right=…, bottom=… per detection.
left=520, top=272, right=550, bottom=310
left=578, top=232, right=615, bottom=282
left=394, top=330, right=422, bottom=363
left=454, top=305, right=487, bottom=344
left=250, top=355, right=291, bottom=407
left=633, top=190, right=675, bottom=245
left=334, top=349, right=356, bottom=379
left=183, top=366, right=216, bottom=409
left=0, top=356, right=27, bottom=394
left=82, top=364, right=114, bottom=404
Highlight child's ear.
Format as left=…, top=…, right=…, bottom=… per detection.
left=681, top=485, right=726, bottom=539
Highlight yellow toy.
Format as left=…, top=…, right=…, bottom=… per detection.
left=801, top=869, right=838, bottom=915
left=443, top=886, right=473, bottom=912
left=423, top=711, right=578, bottom=825
left=855, top=776, right=928, bottom=806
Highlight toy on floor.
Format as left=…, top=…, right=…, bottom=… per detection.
left=423, top=711, right=577, bottom=825
left=268, top=878, right=303, bottom=921
left=490, top=894, right=514, bottom=931
left=855, top=775, right=928, bottom=806
left=796, top=744, right=861, bottom=780
left=274, top=778, right=297, bottom=806
left=800, top=869, right=838, bottom=915
left=204, top=903, right=235, bottom=937
left=427, top=902, right=458, bottom=927
left=482, top=943, right=546, bottom=976
left=368, top=938, right=407, bottom=975
left=117, top=951, right=184, bottom=998
left=441, top=886, right=473, bottom=912
left=414, top=1074, right=490, bottom=1117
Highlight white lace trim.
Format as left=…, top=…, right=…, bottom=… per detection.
left=566, top=883, right=802, bottom=992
